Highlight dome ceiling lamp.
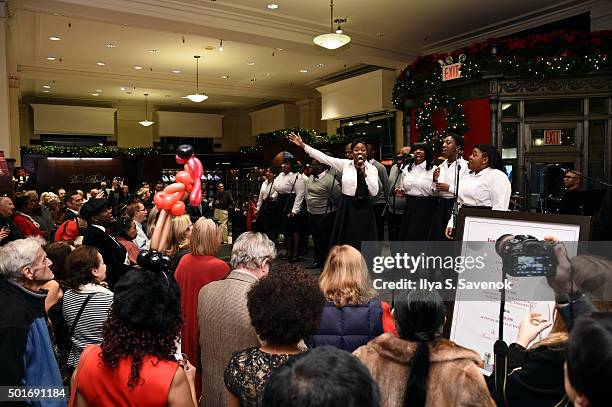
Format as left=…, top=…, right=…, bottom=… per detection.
left=138, top=93, right=154, bottom=127
left=313, top=0, right=351, bottom=50
left=185, top=55, right=208, bottom=103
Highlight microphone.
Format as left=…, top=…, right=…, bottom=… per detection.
left=357, top=154, right=364, bottom=163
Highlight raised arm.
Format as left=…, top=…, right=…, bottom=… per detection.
left=287, top=132, right=344, bottom=173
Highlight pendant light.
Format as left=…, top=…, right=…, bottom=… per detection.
left=313, top=0, right=351, bottom=50
left=186, top=55, right=208, bottom=102
left=138, top=93, right=154, bottom=127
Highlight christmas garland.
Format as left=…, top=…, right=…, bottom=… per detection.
left=415, top=94, right=468, bottom=149
left=393, top=30, right=612, bottom=108
left=21, top=145, right=160, bottom=156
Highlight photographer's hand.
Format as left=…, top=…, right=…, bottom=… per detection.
left=516, top=312, right=553, bottom=348
left=544, top=237, right=573, bottom=295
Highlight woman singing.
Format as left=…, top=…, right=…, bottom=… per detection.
left=428, top=134, right=469, bottom=241
left=445, top=144, right=512, bottom=239
left=398, top=143, right=438, bottom=241
left=273, top=158, right=305, bottom=262
left=288, top=133, right=379, bottom=250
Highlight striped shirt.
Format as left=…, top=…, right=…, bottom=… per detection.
left=62, top=285, right=113, bottom=367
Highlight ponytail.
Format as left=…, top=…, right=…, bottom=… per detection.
left=404, top=338, right=431, bottom=407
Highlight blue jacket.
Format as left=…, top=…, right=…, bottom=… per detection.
left=0, top=279, right=65, bottom=406
left=306, top=299, right=383, bottom=352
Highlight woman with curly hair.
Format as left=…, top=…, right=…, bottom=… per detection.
left=224, top=266, right=325, bottom=407
left=305, top=245, right=396, bottom=352
left=69, top=266, right=197, bottom=406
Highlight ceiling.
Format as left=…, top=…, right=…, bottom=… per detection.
left=7, top=0, right=594, bottom=112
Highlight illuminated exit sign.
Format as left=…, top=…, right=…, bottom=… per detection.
left=442, top=63, right=462, bottom=81
left=544, top=130, right=562, bottom=145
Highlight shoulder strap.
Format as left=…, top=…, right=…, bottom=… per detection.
left=69, top=293, right=95, bottom=341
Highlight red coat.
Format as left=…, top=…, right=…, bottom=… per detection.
left=174, top=254, right=230, bottom=399
left=13, top=214, right=43, bottom=237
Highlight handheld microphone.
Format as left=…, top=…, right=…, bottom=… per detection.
left=357, top=154, right=364, bottom=163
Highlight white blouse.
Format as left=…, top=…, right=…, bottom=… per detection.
left=273, top=172, right=306, bottom=214
left=256, top=179, right=278, bottom=212
left=447, top=167, right=512, bottom=228
left=437, top=157, right=470, bottom=199
left=304, top=145, right=379, bottom=197
left=401, top=161, right=437, bottom=197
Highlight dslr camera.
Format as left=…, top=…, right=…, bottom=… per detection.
left=495, top=234, right=557, bottom=277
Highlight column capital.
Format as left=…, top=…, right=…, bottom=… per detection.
left=8, top=74, right=21, bottom=88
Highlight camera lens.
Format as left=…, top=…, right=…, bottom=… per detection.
left=495, top=234, right=514, bottom=256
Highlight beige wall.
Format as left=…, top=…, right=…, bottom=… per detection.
left=249, top=103, right=299, bottom=136
left=116, top=106, right=155, bottom=147
left=298, top=97, right=326, bottom=134
left=218, top=111, right=252, bottom=152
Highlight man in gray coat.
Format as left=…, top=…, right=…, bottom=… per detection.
left=197, top=231, right=277, bottom=407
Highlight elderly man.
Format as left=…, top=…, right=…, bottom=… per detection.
left=0, top=237, right=64, bottom=398
left=0, top=196, right=23, bottom=245
left=198, top=231, right=276, bottom=406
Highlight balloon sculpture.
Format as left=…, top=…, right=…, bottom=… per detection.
left=150, top=145, right=204, bottom=252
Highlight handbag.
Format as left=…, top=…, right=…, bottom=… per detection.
left=61, top=293, right=94, bottom=385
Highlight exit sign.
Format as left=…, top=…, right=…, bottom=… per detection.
left=543, top=130, right=562, bottom=145
left=442, top=63, right=462, bottom=81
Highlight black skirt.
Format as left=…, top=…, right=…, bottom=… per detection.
left=256, top=199, right=277, bottom=235
left=330, top=194, right=378, bottom=250
left=277, top=193, right=301, bottom=233
left=428, top=197, right=455, bottom=241
left=398, top=195, right=438, bottom=241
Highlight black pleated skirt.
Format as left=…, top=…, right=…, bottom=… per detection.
left=256, top=199, right=277, bottom=235
left=276, top=193, right=301, bottom=233
left=398, top=195, right=438, bottom=241
left=330, top=194, right=378, bottom=250
left=428, top=197, right=455, bottom=241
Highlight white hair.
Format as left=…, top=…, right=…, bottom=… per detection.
left=0, top=237, right=46, bottom=280
left=230, top=232, right=276, bottom=270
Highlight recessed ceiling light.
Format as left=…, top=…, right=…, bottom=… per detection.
left=148, top=49, right=158, bottom=53
left=266, top=3, right=279, bottom=9
left=106, top=43, right=117, bottom=48
left=315, top=63, right=325, bottom=68
left=376, top=125, right=382, bottom=128
left=220, top=75, right=228, bottom=79
left=133, top=66, right=142, bottom=70
left=246, top=61, right=256, bottom=66
left=53, top=13, right=61, bottom=16
left=48, top=36, right=61, bottom=41
left=91, top=93, right=99, bottom=96
left=263, top=73, right=271, bottom=77
left=276, top=47, right=284, bottom=51
left=43, top=85, right=51, bottom=89
left=95, top=89, right=102, bottom=92
left=171, top=70, right=181, bottom=73
left=42, top=90, right=50, bottom=93
left=120, top=87, right=126, bottom=91
left=45, top=57, right=56, bottom=61
left=165, top=95, right=172, bottom=98
left=96, top=61, right=105, bottom=66
left=299, top=69, right=308, bottom=73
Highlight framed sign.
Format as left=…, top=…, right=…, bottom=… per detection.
left=449, top=209, right=591, bottom=363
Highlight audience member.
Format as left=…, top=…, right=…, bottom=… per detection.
left=55, top=214, right=87, bottom=244
left=113, top=217, right=140, bottom=265
left=0, top=237, right=63, bottom=391
left=126, top=201, right=150, bottom=250
left=13, top=194, right=43, bottom=237
left=164, top=214, right=192, bottom=272
left=198, top=231, right=276, bottom=407
left=146, top=206, right=159, bottom=238
left=225, top=266, right=324, bottom=406
left=62, top=246, right=113, bottom=376
left=212, top=183, right=235, bottom=244
left=262, top=346, right=380, bottom=407
left=306, top=245, right=396, bottom=352
left=0, top=196, right=24, bottom=245
left=175, top=218, right=229, bottom=399
left=63, top=190, right=84, bottom=222
left=69, top=260, right=197, bottom=407
left=26, top=190, right=56, bottom=238
left=354, top=290, right=495, bottom=407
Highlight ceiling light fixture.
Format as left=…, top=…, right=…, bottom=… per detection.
left=221, top=75, right=228, bottom=79
left=133, top=66, right=142, bottom=70
left=106, top=43, right=117, bottom=48
left=313, top=1, right=351, bottom=50
left=91, top=93, right=99, bottom=96
left=148, top=49, right=158, bottom=53
left=46, top=57, right=56, bottom=61
left=48, top=36, right=61, bottom=41
left=246, top=61, right=256, bottom=66
left=120, top=87, right=126, bottom=91
left=139, top=93, right=155, bottom=127
left=266, top=3, right=279, bottom=9
left=185, top=55, right=208, bottom=103
left=43, top=85, right=51, bottom=89
left=172, top=69, right=181, bottom=73
left=96, top=61, right=105, bottom=66
left=42, top=90, right=50, bottom=93
left=299, top=69, right=308, bottom=73
left=218, top=39, right=224, bottom=52
left=348, top=118, right=353, bottom=126
left=364, top=115, right=370, bottom=124
left=95, top=89, right=102, bottom=92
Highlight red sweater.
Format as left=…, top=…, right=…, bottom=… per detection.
left=174, top=254, right=230, bottom=399
left=13, top=214, right=43, bottom=237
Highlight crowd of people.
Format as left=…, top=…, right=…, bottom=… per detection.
left=0, top=137, right=610, bottom=407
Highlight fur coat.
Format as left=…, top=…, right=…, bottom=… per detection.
left=354, top=333, right=495, bottom=407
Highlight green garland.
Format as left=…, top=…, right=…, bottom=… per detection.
left=21, top=145, right=160, bottom=156
left=416, top=94, right=468, bottom=150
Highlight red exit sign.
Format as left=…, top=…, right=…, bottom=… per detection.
left=544, top=130, right=562, bottom=145
left=442, top=63, right=462, bottom=81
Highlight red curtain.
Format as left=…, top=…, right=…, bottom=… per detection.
left=410, top=97, right=490, bottom=156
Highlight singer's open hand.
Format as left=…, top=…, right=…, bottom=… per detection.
left=435, top=182, right=450, bottom=192
left=287, top=132, right=305, bottom=149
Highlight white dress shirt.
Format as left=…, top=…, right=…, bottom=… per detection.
left=273, top=172, right=306, bottom=214
left=447, top=167, right=512, bottom=228
left=133, top=222, right=150, bottom=250
left=401, top=161, right=437, bottom=197
left=256, top=179, right=278, bottom=212
left=437, top=157, right=470, bottom=199
left=304, top=145, right=379, bottom=197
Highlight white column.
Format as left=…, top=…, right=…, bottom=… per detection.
left=0, top=9, right=11, bottom=162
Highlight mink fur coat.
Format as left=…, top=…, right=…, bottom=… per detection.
left=354, top=333, right=495, bottom=407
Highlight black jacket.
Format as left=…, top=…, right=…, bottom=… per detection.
left=83, top=224, right=130, bottom=289
left=0, top=215, right=23, bottom=245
